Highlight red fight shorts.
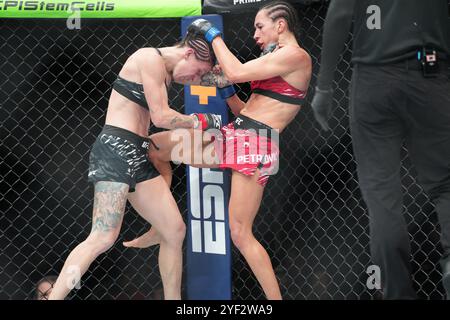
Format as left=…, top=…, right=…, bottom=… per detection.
left=213, top=114, right=279, bottom=186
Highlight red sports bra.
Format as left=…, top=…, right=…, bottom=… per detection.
left=250, top=76, right=306, bottom=105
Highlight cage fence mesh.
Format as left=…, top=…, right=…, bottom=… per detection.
left=0, top=1, right=446, bottom=299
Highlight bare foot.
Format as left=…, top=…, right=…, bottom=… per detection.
left=123, top=227, right=161, bottom=248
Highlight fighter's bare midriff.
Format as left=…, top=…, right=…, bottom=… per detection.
left=239, top=93, right=301, bottom=132
left=105, top=91, right=151, bottom=137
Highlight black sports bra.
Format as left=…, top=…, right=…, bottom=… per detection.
left=112, top=48, right=168, bottom=111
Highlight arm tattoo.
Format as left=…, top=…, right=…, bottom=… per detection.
left=170, top=116, right=180, bottom=125
left=92, top=182, right=128, bottom=233
left=170, top=116, right=193, bottom=128
left=200, top=70, right=233, bottom=88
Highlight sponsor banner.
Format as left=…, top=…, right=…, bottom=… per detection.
left=0, top=0, right=201, bottom=18
left=203, top=0, right=323, bottom=14
left=182, top=14, right=232, bottom=300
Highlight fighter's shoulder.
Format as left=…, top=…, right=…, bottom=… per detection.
left=132, top=48, right=165, bottom=73
left=131, top=48, right=162, bottom=65
left=276, top=45, right=311, bottom=67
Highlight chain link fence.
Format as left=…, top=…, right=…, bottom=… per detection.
left=0, top=1, right=446, bottom=299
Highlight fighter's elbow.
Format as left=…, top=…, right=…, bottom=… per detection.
left=151, top=113, right=164, bottom=128
left=225, top=71, right=243, bottom=84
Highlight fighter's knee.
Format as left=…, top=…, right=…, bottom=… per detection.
left=148, top=147, right=163, bottom=163
left=160, top=220, right=186, bottom=246
left=229, top=221, right=251, bottom=250
left=172, top=220, right=186, bottom=242
left=85, top=232, right=118, bottom=255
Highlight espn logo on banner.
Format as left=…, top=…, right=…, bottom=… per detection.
left=189, top=167, right=226, bottom=255
left=182, top=14, right=231, bottom=299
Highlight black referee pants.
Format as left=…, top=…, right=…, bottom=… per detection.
left=350, top=59, right=450, bottom=299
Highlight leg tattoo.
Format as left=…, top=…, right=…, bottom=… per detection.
left=92, top=182, right=128, bottom=232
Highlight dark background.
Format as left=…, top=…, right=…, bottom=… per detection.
left=0, top=1, right=448, bottom=299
